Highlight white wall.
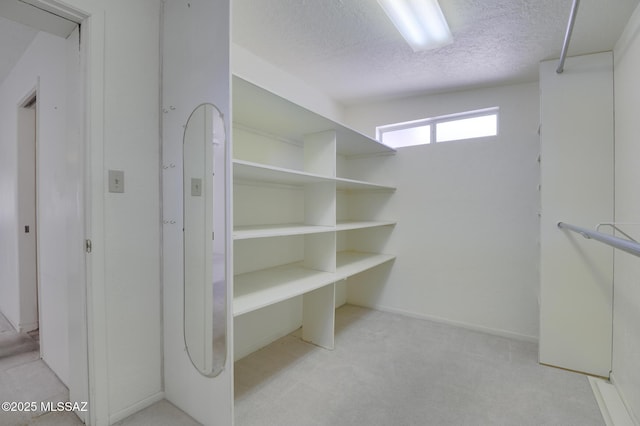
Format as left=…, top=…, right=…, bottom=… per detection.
left=612, top=4, right=640, bottom=421
left=99, top=1, right=163, bottom=420
left=52, top=0, right=165, bottom=423
left=344, top=82, right=541, bottom=341
left=232, top=44, right=345, bottom=123
left=0, top=30, right=71, bottom=384
left=162, top=1, right=234, bottom=425
left=538, top=52, right=614, bottom=378
left=3, top=2, right=228, bottom=424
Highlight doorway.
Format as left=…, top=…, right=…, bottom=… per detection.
left=0, top=2, right=89, bottom=424
left=17, top=92, right=39, bottom=340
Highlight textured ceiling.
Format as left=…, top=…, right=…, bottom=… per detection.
left=233, top=0, right=640, bottom=105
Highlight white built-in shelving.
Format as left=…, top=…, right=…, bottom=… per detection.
left=233, top=221, right=395, bottom=240
left=234, top=159, right=395, bottom=191
left=233, top=77, right=395, bottom=158
left=232, top=76, right=397, bottom=356
left=234, top=251, right=396, bottom=317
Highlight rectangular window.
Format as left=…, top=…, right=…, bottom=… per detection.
left=380, top=123, right=431, bottom=148
left=377, top=107, right=499, bottom=149
left=436, top=114, right=497, bottom=143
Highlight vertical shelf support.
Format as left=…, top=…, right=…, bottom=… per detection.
left=305, top=182, right=336, bottom=227
left=302, top=283, right=336, bottom=349
left=304, top=232, right=336, bottom=272
left=304, top=130, right=337, bottom=177
left=302, top=130, right=337, bottom=350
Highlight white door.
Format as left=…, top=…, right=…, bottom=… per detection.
left=17, top=95, right=38, bottom=334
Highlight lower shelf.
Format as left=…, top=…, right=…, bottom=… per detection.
left=233, top=251, right=395, bottom=317
left=335, top=251, right=396, bottom=279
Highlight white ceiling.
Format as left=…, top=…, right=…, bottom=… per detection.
left=233, top=0, right=640, bottom=105
left=3, top=1, right=637, bottom=104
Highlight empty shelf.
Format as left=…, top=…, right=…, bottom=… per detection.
left=335, top=177, right=396, bottom=191
left=234, top=262, right=334, bottom=316
left=233, top=160, right=332, bottom=186
left=335, top=251, right=396, bottom=280
left=335, top=221, right=396, bottom=231
left=233, top=76, right=395, bottom=157
left=234, top=160, right=396, bottom=191
left=234, top=221, right=395, bottom=240
left=234, top=223, right=335, bottom=240
left=233, top=252, right=396, bottom=316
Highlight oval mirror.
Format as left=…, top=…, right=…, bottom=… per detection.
left=183, top=103, right=227, bottom=376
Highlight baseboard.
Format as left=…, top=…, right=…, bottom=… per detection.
left=589, top=377, right=635, bottom=426
left=108, top=391, right=165, bottom=424
left=610, top=373, right=640, bottom=426
left=19, top=321, right=38, bottom=333
left=352, top=303, right=539, bottom=343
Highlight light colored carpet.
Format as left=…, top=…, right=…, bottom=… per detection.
left=0, top=312, right=72, bottom=426
left=0, top=351, right=197, bottom=426
left=0, top=313, right=38, bottom=359
left=235, top=304, right=604, bottom=426
left=0, top=312, right=198, bottom=426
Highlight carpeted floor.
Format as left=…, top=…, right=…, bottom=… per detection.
left=0, top=312, right=73, bottom=426
left=235, top=304, right=604, bottom=426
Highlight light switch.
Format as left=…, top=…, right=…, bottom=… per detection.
left=109, top=170, right=125, bottom=193
left=191, top=178, right=202, bottom=196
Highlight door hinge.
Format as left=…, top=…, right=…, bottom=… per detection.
left=85, top=239, right=92, bottom=253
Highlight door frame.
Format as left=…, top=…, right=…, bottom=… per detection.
left=16, top=87, right=39, bottom=338
left=19, top=1, right=108, bottom=424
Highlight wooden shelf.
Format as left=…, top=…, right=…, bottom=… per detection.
left=234, top=262, right=334, bottom=317
left=234, top=159, right=395, bottom=191
left=335, top=221, right=396, bottom=231
left=232, top=76, right=395, bottom=157
left=233, top=160, right=331, bottom=186
left=234, top=221, right=395, bottom=240
left=233, top=223, right=335, bottom=240
left=335, top=251, right=396, bottom=280
left=335, top=177, right=395, bottom=191
left=233, top=251, right=395, bottom=317
left=232, top=76, right=397, bottom=357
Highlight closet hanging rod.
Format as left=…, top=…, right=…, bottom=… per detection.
left=596, top=223, right=638, bottom=242
left=556, top=0, right=580, bottom=74
left=558, top=222, right=640, bottom=257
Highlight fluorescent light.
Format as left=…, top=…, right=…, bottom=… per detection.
left=378, top=0, right=453, bottom=51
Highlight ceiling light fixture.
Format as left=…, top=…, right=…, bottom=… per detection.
left=377, top=0, right=453, bottom=51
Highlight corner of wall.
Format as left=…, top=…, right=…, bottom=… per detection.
left=614, top=2, right=640, bottom=63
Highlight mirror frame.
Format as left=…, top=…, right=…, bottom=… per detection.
left=182, top=102, right=227, bottom=377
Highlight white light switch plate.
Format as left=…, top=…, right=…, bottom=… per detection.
left=109, top=170, right=125, bottom=193
left=191, top=178, right=202, bottom=196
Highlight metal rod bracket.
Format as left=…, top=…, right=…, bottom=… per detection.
left=558, top=221, right=640, bottom=258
